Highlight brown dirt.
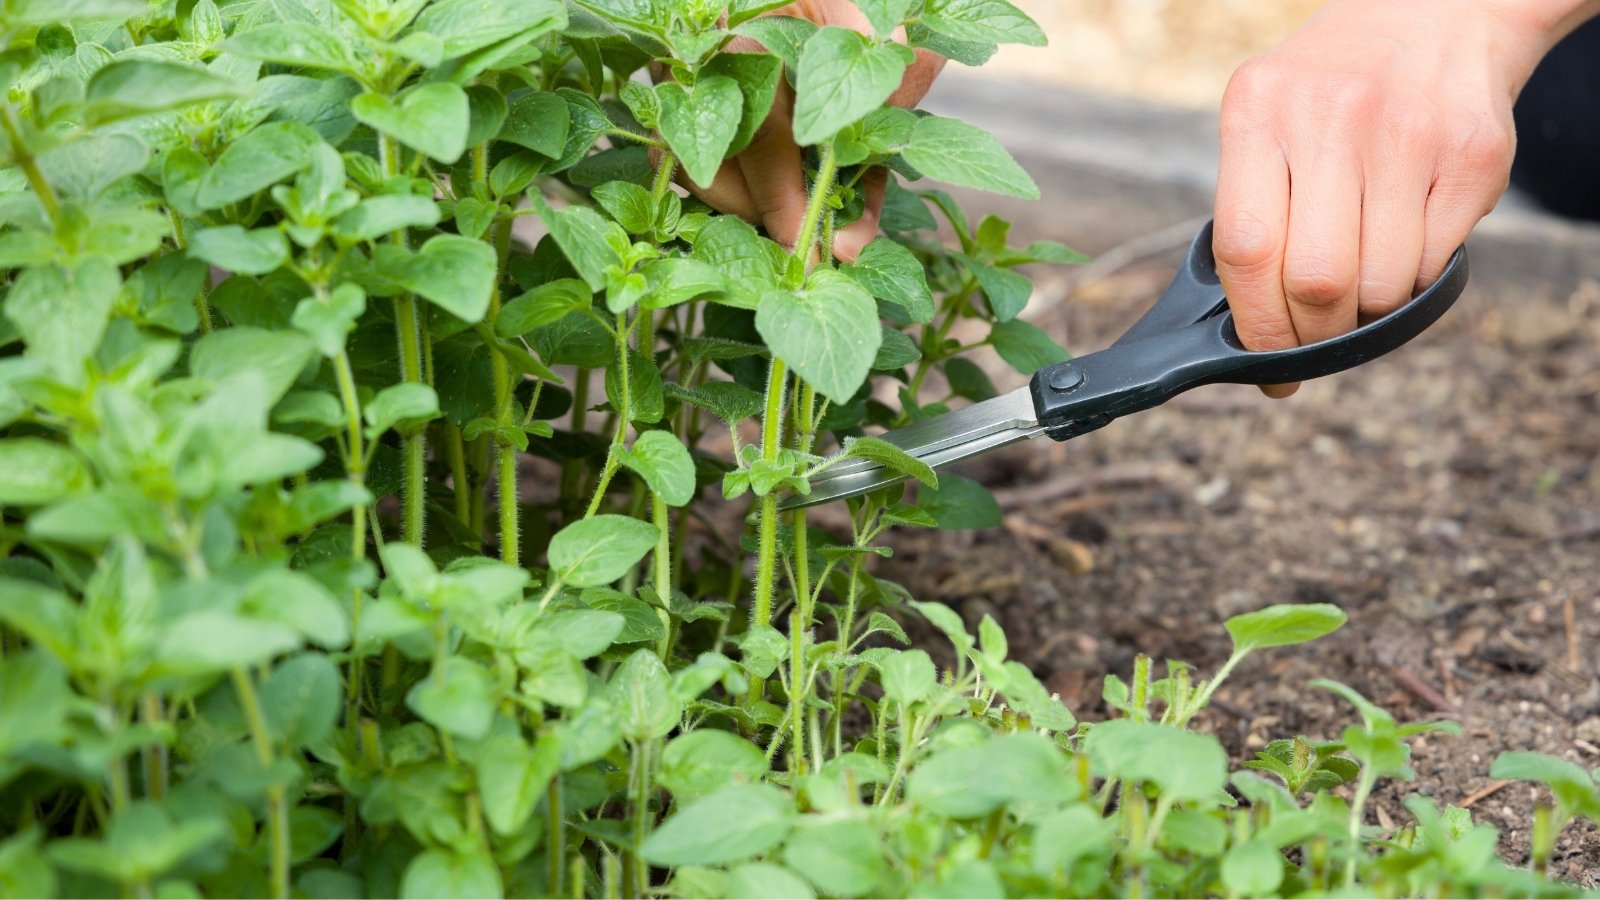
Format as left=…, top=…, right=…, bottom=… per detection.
left=878, top=258, right=1600, bottom=883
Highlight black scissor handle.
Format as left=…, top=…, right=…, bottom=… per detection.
left=1030, top=221, right=1468, bottom=439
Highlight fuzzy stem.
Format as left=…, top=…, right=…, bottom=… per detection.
left=233, top=667, right=290, bottom=899
left=380, top=134, right=428, bottom=547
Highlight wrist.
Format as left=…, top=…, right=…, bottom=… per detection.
left=1483, top=0, right=1600, bottom=47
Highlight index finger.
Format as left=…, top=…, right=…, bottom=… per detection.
left=1213, top=107, right=1295, bottom=397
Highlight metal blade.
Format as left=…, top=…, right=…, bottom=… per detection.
left=780, top=386, right=1045, bottom=510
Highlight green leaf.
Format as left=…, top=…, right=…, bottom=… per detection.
left=158, top=611, right=302, bottom=675
left=872, top=326, right=920, bottom=370
left=191, top=327, right=316, bottom=404
left=1085, top=720, right=1228, bottom=802
left=755, top=272, right=882, bottom=405
left=607, top=648, right=681, bottom=741
left=1221, top=839, right=1285, bottom=898
left=840, top=435, right=936, bottom=489
left=38, top=133, right=150, bottom=202
left=240, top=570, right=350, bottom=649
left=791, top=27, right=914, bottom=146
left=783, top=820, right=885, bottom=897
left=701, top=52, right=783, bottom=156
left=82, top=60, right=245, bottom=124
left=0, top=653, right=71, bottom=762
left=919, top=472, right=1000, bottom=529
left=603, top=348, right=665, bottom=424
left=399, top=848, right=502, bottom=900
left=3, top=0, right=142, bottom=24
left=292, top=283, right=366, bottom=357
left=261, top=654, right=341, bottom=749
left=641, top=257, right=727, bottom=308
left=664, top=381, right=763, bottom=426
left=592, top=180, right=655, bottom=234
left=477, top=733, right=561, bottom=836
left=841, top=238, right=933, bottom=322
left=0, top=439, right=91, bottom=506
left=394, top=235, right=498, bottom=323
left=658, top=731, right=769, bottom=800
left=922, top=0, right=1047, bottom=47
left=641, top=784, right=795, bottom=866
left=548, top=515, right=658, bottom=588
left=726, top=864, right=815, bottom=900
left=0, top=580, right=79, bottom=665
left=690, top=217, right=776, bottom=308
left=351, top=83, right=471, bottom=164
left=334, top=194, right=442, bottom=242
left=523, top=609, right=625, bottom=660
left=7, top=259, right=118, bottom=383
left=733, top=16, right=818, bottom=71
left=1225, top=603, right=1348, bottom=654
left=223, top=23, right=359, bottom=73
left=854, top=0, right=916, bottom=37
left=529, top=195, right=625, bottom=292
left=582, top=590, right=665, bottom=644
left=499, top=90, right=570, bottom=158
left=1031, top=806, right=1115, bottom=877
left=410, top=0, right=565, bottom=58
left=656, top=76, right=743, bottom=188
left=879, top=648, right=936, bottom=705
left=196, top=122, right=322, bottom=210
left=908, top=732, right=1074, bottom=818
left=988, top=318, right=1068, bottom=375
left=364, top=383, right=441, bottom=439
left=943, top=357, right=997, bottom=401
left=617, top=430, right=696, bottom=507
left=188, top=226, right=289, bottom=275
left=497, top=279, right=592, bottom=337
left=902, top=116, right=1039, bottom=199
left=406, top=656, right=496, bottom=740
left=956, top=253, right=1032, bottom=321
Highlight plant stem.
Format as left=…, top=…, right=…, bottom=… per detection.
left=547, top=777, right=565, bottom=895
left=139, top=693, right=167, bottom=802
left=446, top=421, right=472, bottom=526
left=750, top=359, right=788, bottom=632
left=651, top=494, right=672, bottom=657
left=486, top=214, right=520, bottom=566
left=0, top=105, right=60, bottom=225
left=650, top=150, right=678, bottom=205
left=627, top=739, right=652, bottom=897
left=232, top=667, right=290, bottom=899
left=1344, top=767, right=1377, bottom=887
left=381, top=134, right=427, bottom=548
left=334, top=350, right=369, bottom=731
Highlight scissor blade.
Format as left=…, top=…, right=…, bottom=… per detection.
left=780, top=386, right=1045, bottom=509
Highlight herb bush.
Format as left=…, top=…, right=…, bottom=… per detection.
left=0, top=0, right=1597, bottom=897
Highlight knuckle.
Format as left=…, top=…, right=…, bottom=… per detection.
left=1320, top=75, right=1382, bottom=120
left=1356, top=276, right=1409, bottom=315
left=1212, top=216, right=1281, bottom=273
left=1223, top=57, right=1283, bottom=110
left=1283, top=257, right=1356, bottom=309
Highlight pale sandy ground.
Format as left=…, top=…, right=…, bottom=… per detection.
left=982, top=0, right=1326, bottom=106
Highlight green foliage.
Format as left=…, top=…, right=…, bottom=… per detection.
left=0, top=1, right=1579, bottom=898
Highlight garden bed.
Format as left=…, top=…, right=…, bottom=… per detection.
left=877, top=220, right=1600, bottom=883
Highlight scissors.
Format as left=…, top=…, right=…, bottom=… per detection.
left=782, top=221, right=1468, bottom=510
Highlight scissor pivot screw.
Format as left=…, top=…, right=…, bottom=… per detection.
left=1046, top=366, right=1085, bottom=393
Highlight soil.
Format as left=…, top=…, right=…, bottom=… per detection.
left=877, top=256, right=1600, bottom=883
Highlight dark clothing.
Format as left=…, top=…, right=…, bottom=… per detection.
left=1510, top=17, right=1600, bottom=220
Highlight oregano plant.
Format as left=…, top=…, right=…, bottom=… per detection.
left=0, top=1, right=1593, bottom=897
